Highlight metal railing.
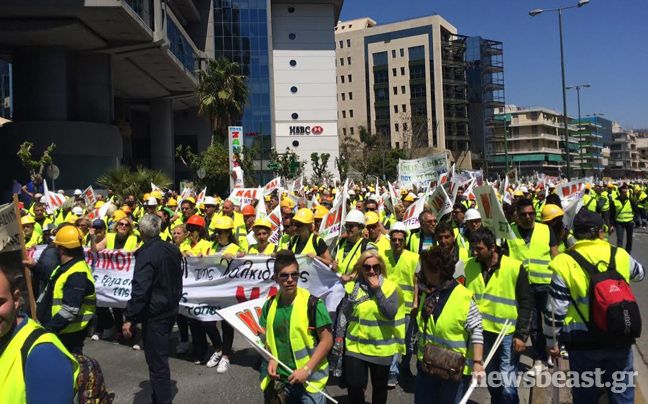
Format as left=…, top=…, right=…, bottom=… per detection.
left=124, top=0, right=153, bottom=28
left=166, top=13, right=198, bottom=76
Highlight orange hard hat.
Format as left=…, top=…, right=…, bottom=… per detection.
left=186, top=215, right=206, bottom=228
left=242, top=205, right=256, bottom=216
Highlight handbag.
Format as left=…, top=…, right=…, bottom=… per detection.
left=419, top=315, right=466, bottom=382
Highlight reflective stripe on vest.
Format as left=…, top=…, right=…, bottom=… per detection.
left=464, top=255, right=521, bottom=334
left=0, top=317, right=80, bottom=403
left=416, top=285, right=474, bottom=375
left=616, top=199, right=633, bottom=223
left=508, top=223, right=552, bottom=285
left=344, top=279, right=405, bottom=357
left=383, top=249, right=419, bottom=308
left=260, top=288, right=328, bottom=393
left=50, top=260, right=96, bottom=334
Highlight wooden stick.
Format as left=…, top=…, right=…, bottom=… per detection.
left=13, top=193, right=37, bottom=319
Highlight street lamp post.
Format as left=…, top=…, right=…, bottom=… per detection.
left=567, top=83, right=591, bottom=177
left=530, top=0, right=589, bottom=180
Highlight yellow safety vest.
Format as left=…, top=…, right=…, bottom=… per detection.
left=290, top=233, right=320, bottom=256
left=416, top=284, right=474, bottom=375
left=464, top=255, right=521, bottom=334
left=0, top=317, right=80, bottom=403
left=453, top=232, right=470, bottom=263
left=50, top=260, right=96, bottom=335
left=335, top=238, right=367, bottom=275
left=406, top=231, right=421, bottom=254
left=248, top=243, right=277, bottom=255
left=344, top=279, right=405, bottom=357
left=105, top=233, right=140, bottom=252
left=615, top=199, right=633, bottom=223
left=371, top=235, right=391, bottom=255
left=184, top=238, right=212, bottom=256
left=599, top=191, right=610, bottom=212
left=383, top=249, right=419, bottom=308
left=212, top=242, right=240, bottom=256
left=260, top=288, right=328, bottom=393
left=583, top=194, right=598, bottom=212
left=534, top=199, right=546, bottom=222
left=278, top=234, right=291, bottom=251
left=550, top=239, right=631, bottom=339
left=507, top=223, right=552, bottom=285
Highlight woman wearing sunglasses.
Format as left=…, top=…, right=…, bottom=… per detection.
left=95, top=216, right=140, bottom=252
left=183, top=215, right=212, bottom=257
left=248, top=218, right=277, bottom=255
left=343, top=250, right=405, bottom=404
left=211, top=216, right=244, bottom=260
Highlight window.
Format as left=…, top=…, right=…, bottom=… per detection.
left=403, top=123, right=408, bottom=131
left=400, top=67, right=405, bottom=75
left=395, top=123, right=400, bottom=132
left=394, top=105, right=399, bottom=113
left=411, top=84, right=426, bottom=98
left=400, top=48, right=404, bottom=57
left=348, top=74, right=352, bottom=82
left=350, top=127, right=354, bottom=135
left=342, top=110, right=346, bottom=118
left=391, top=49, right=396, bottom=58
left=341, top=75, right=345, bottom=83
left=401, top=85, right=406, bottom=94
left=373, top=51, right=388, bottom=66
left=349, top=110, right=354, bottom=118
left=393, top=86, right=398, bottom=95
left=375, top=88, right=388, bottom=102
left=410, top=65, right=425, bottom=79
left=392, top=68, right=397, bottom=77
left=341, top=93, right=346, bottom=101
left=339, top=40, right=343, bottom=48
left=402, top=104, right=407, bottom=113
left=395, top=141, right=400, bottom=149
left=347, top=57, right=351, bottom=65
left=347, top=39, right=351, bottom=47
left=349, top=92, right=353, bottom=100
left=343, top=128, right=347, bottom=136
left=340, top=58, right=344, bottom=66
left=374, top=69, right=388, bottom=84
left=408, top=45, right=425, bottom=60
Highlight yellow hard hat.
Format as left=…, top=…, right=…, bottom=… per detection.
left=365, top=211, right=380, bottom=226
left=166, top=198, right=178, bottom=207
left=213, top=215, right=234, bottom=230
left=143, top=193, right=150, bottom=201
left=21, top=215, right=35, bottom=225
left=151, top=191, right=163, bottom=200
left=513, top=190, right=524, bottom=197
left=253, top=218, right=273, bottom=230
left=607, top=182, right=614, bottom=188
left=585, top=183, right=592, bottom=190
left=113, top=210, right=127, bottom=222
left=54, top=225, right=84, bottom=248
left=95, top=201, right=105, bottom=208
left=403, top=194, right=415, bottom=202
left=184, top=197, right=196, bottom=205
left=634, top=185, right=641, bottom=192
left=294, top=208, right=314, bottom=225
left=541, top=204, right=564, bottom=223
left=314, top=205, right=329, bottom=220
left=280, top=198, right=295, bottom=209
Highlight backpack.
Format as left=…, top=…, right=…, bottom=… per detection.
left=566, top=245, right=641, bottom=343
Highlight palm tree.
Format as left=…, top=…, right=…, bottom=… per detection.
left=197, top=57, right=249, bottom=144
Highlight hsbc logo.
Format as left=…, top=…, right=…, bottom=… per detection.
left=289, top=125, right=324, bottom=136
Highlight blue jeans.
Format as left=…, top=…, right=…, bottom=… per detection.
left=389, top=314, right=415, bottom=378
left=530, top=284, right=549, bottom=362
left=414, top=366, right=470, bottom=404
left=281, top=383, right=326, bottom=404
left=483, top=331, right=520, bottom=404
left=568, top=347, right=635, bottom=404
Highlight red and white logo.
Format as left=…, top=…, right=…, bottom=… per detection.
left=311, top=126, right=324, bottom=135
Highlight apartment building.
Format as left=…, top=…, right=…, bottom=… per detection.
left=607, top=122, right=643, bottom=178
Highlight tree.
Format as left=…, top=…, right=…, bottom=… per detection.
left=17, top=141, right=56, bottom=178
left=310, top=152, right=332, bottom=184
left=268, top=147, right=305, bottom=180
left=197, top=57, right=249, bottom=143
left=397, top=112, right=433, bottom=158
left=97, top=166, right=171, bottom=201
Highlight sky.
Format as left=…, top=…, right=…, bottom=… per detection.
left=339, top=0, right=648, bottom=129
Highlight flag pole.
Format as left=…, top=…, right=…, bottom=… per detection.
left=13, top=194, right=37, bottom=319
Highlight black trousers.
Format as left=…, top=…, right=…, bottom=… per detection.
left=175, top=314, right=189, bottom=343
left=615, top=221, right=634, bottom=253
left=344, top=355, right=390, bottom=404
left=143, top=316, right=175, bottom=404
left=188, top=319, right=234, bottom=363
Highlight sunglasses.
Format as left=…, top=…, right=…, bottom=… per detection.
left=390, top=237, right=405, bottom=244
left=278, top=272, right=300, bottom=281
left=117, top=222, right=130, bottom=227
left=519, top=212, right=535, bottom=217
left=345, top=223, right=359, bottom=229
left=362, top=263, right=381, bottom=272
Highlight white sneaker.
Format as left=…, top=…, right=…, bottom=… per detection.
left=132, top=344, right=142, bottom=351
left=526, top=360, right=548, bottom=377
left=216, top=357, right=230, bottom=374
left=91, top=334, right=100, bottom=341
left=176, top=341, right=190, bottom=354
left=206, top=351, right=223, bottom=368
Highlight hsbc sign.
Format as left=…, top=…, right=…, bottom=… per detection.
left=289, top=125, right=324, bottom=136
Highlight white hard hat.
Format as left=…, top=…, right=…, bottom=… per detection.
left=34, top=193, right=43, bottom=199
left=57, top=189, right=65, bottom=195
left=74, top=189, right=82, bottom=196
left=389, top=221, right=409, bottom=236
left=465, top=208, right=482, bottom=221
left=72, top=206, right=84, bottom=216
left=344, top=209, right=365, bottom=225
left=39, top=195, right=47, bottom=203
left=519, top=186, right=528, bottom=193
left=203, top=196, right=217, bottom=206
left=348, top=189, right=356, bottom=196
left=145, top=197, right=158, bottom=206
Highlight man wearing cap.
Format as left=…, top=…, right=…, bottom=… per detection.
left=544, top=208, right=644, bottom=403
left=334, top=210, right=375, bottom=276
left=22, top=215, right=42, bottom=248
left=290, top=208, right=333, bottom=266
left=464, top=208, right=483, bottom=241
left=611, top=185, right=635, bottom=253
left=202, top=196, right=219, bottom=230
left=211, top=199, right=246, bottom=243
left=382, top=221, right=419, bottom=386
left=365, top=211, right=390, bottom=254
left=24, top=224, right=96, bottom=353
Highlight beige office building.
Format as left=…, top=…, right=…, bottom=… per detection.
left=334, top=16, right=472, bottom=166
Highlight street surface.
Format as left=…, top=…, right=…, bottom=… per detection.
left=85, top=230, right=648, bottom=404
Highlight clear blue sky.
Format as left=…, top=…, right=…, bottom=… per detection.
left=339, top=0, right=648, bottom=129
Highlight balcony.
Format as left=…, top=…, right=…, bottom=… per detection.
left=166, top=12, right=199, bottom=76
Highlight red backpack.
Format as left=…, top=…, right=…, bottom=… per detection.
left=566, top=245, right=641, bottom=342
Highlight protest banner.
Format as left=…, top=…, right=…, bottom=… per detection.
left=228, top=126, right=243, bottom=191
left=398, top=152, right=448, bottom=190
left=558, top=178, right=593, bottom=202
left=318, top=186, right=346, bottom=244
left=195, top=187, right=207, bottom=205
left=266, top=205, right=282, bottom=244
left=83, top=186, right=96, bottom=207
left=43, top=180, right=65, bottom=214
left=402, top=195, right=426, bottom=230
left=228, top=187, right=262, bottom=207
left=474, top=185, right=516, bottom=240
left=563, top=189, right=585, bottom=230
left=263, top=177, right=281, bottom=195
left=0, top=201, right=21, bottom=253
left=427, top=186, right=453, bottom=220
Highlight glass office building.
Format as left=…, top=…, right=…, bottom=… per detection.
left=214, top=0, right=272, bottom=181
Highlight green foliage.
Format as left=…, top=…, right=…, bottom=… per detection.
left=310, top=152, right=332, bottom=183
left=17, top=141, right=56, bottom=178
left=96, top=166, right=171, bottom=201
left=341, top=126, right=405, bottom=181
left=268, top=147, right=305, bottom=180
left=197, top=57, right=249, bottom=142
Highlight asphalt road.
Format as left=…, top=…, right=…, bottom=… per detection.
left=84, top=230, right=648, bottom=404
